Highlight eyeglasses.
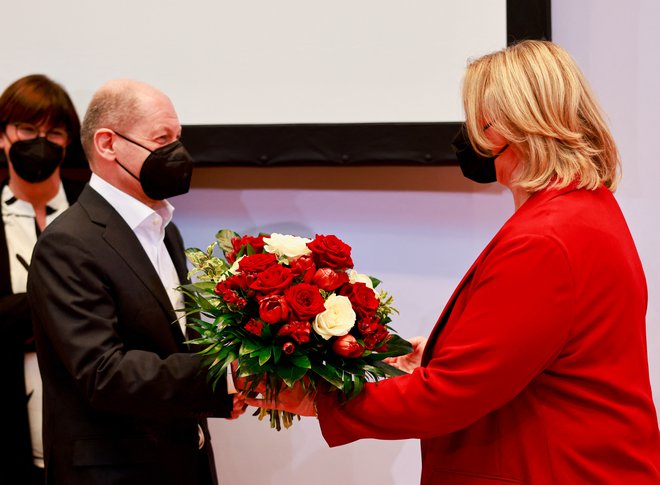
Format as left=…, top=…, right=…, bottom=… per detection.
left=11, top=122, right=68, bottom=145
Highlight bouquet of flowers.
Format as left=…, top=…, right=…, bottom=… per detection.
left=180, top=229, right=412, bottom=430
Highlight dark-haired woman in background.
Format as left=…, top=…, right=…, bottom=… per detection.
left=0, top=74, right=84, bottom=484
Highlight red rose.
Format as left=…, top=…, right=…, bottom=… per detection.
left=213, top=281, right=247, bottom=309
left=339, top=282, right=379, bottom=318
left=332, top=334, right=364, bottom=358
left=224, top=273, right=251, bottom=291
left=363, top=325, right=389, bottom=350
left=277, top=320, right=312, bottom=344
left=245, top=318, right=264, bottom=336
left=284, top=284, right=326, bottom=320
left=289, top=254, right=316, bottom=283
left=226, top=235, right=265, bottom=264
left=238, top=253, right=278, bottom=274
left=250, top=264, right=294, bottom=294
left=357, top=316, right=381, bottom=335
left=282, top=342, right=296, bottom=355
left=258, top=294, right=289, bottom=324
left=213, top=281, right=227, bottom=295
left=307, top=234, right=354, bottom=270
left=311, top=268, right=349, bottom=291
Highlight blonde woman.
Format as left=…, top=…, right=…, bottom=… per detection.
left=253, top=40, right=660, bottom=484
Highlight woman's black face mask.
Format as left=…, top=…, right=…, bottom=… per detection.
left=451, top=124, right=508, bottom=184
left=113, top=131, right=193, bottom=200
left=9, top=137, right=64, bottom=183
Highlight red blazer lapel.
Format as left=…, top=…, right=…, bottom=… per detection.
left=421, top=183, right=580, bottom=365
left=421, top=258, right=478, bottom=365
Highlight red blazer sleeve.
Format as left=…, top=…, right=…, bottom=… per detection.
left=317, top=233, right=575, bottom=446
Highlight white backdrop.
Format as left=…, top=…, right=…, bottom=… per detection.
left=0, top=0, right=504, bottom=124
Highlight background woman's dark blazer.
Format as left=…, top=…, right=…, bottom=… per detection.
left=0, top=177, right=84, bottom=483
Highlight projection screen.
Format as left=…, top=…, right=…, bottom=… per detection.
left=0, top=0, right=550, bottom=168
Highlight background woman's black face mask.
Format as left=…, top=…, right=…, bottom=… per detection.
left=451, top=124, right=507, bottom=184
left=9, top=137, right=64, bottom=183
left=113, top=131, right=193, bottom=200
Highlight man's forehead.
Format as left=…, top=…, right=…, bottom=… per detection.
left=135, top=96, right=180, bottom=131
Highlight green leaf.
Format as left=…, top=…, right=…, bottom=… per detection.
left=191, top=295, right=219, bottom=312
left=258, top=347, right=272, bottom=366
left=261, top=323, right=273, bottom=339
left=290, top=354, right=311, bottom=369
left=369, top=276, right=382, bottom=288
left=369, top=335, right=413, bottom=359
left=311, top=363, right=344, bottom=389
left=276, top=365, right=308, bottom=387
left=213, top=348, right=232, bottom=363
left=372, top=360, right=410, bottom=376
left=239, top=339, right=263, bottom=356
left=214, top=314, right=237, bottom=328
left=237, top=356, right=264, bottom=377
left=347, top=375, right=365, bottom=400
left=272, top=345, right=282, bottom=364
left=189, top=281, right=218, bottom=293
left=184, top=247, right=208, bottom=266
left=216, top=229, right=239, bottom=255
left=206, top=241, right=218, bottom=257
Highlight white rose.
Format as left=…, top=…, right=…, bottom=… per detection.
left=217, top=255, right=243, bottom=282
left=347, top=269, right=373, bottom=288
left=263, top=233, right=312, bottom=259
left=313, top=294, right=356, bottom=340
left=228, top=255, right=243, bottom=275
left=347, top=269, right=379, bottom=297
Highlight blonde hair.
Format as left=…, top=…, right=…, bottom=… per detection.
left=462, top=40, right=620, bottom=192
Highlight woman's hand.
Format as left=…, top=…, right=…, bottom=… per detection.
left=385, top=335, right=427, bottom=373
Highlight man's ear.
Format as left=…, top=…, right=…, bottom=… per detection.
left=94, top=129, right=116, bottom=161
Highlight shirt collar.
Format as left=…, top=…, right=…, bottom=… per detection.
left=1, top=181, right=69, bottom=217
left=88, top=173, right=174, bottom=231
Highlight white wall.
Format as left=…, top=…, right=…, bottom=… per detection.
left=171, top=1, right=660, bottom=483
left=0, top=1, right=504, bottom=124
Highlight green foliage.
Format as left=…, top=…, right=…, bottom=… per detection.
left=215, top=229, right=239, bottom=255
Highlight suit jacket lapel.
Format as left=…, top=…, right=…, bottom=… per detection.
left=164, top=225, right=191, bottom=346
left=78, top=186, right=184, bottom=343
left=164, top=225, right=188, bottom=287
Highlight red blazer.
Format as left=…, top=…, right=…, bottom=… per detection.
left=317, top=184, right=660, bottom=484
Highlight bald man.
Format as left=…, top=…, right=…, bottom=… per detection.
left=27, top=80, right=244, bottom=485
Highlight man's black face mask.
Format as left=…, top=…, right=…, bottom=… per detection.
left=113, top=131, right=193, bottom=200
left=451, top=124, right=508, bottom=184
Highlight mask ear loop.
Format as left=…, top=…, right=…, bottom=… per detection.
left=494, top=144, right=509, bottom=158
left=483, top=122, right=509, bottom=159
left=113, top=130, right=153, bottom=153
left=111, top=131, right=149, bottom=182
left=114, top=157, right=141, bottom=182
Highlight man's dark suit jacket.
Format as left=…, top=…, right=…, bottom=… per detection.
left=0, top=177, right=84, bottom=483
left=27, top=185, right=233, bottom=485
